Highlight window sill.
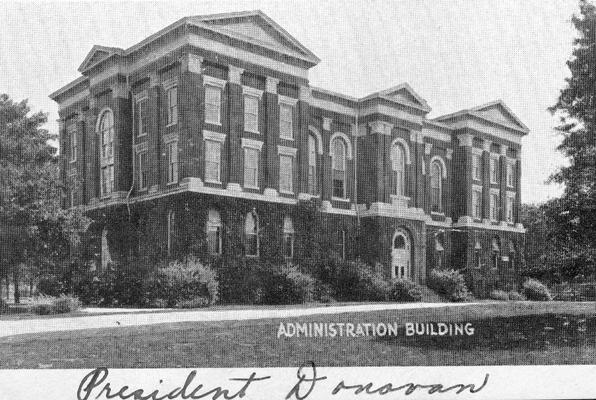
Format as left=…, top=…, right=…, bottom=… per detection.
left=431, top=211, right=445, bottom=216
left=137, top=133, right=148, bottom=139
left=279, top=136, right=294, bottom=141
left=205, top=179, right=222, bottom=185
left=244, top=185, right=259, bottom=190
left=165, top=123, right=177, bottom=128
left=138, top=188, right=148, bottom=193
left=167, top=181, right=178, bottom=186
left=205, top=120, right=222, bottom=126
left=279, top=190, right=294, bottom=195
left=244, top=129, right=260, bottom=134
left=69, top=159, right=77, bottom=164
left=332, top=196, right=350, bottom=202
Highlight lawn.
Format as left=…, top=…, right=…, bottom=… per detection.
left=0, top=302, right=594, bottom=368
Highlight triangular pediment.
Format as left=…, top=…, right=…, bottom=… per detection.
left=78, top=45, right=123, bottom=72
left=472, top=101, right=528, bottom=131
left=370, top=83, right=431, bottom=112
left=192, top=11, right=319, bottom=65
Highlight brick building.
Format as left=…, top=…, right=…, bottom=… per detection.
left=50, top=10, right=528, bottom=296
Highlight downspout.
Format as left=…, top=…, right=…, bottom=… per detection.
left=354, top=104, right=360, bottom=227
left=126, top=77, right=134, bottom=222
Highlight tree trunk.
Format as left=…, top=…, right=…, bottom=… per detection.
left=13, top=269, right=20, bottom=304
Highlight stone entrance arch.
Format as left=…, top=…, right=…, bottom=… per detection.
left=391, top=229, right=412, bottom=280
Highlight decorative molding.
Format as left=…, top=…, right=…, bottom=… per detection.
left=241, top=138, right=264, bottom=151
left=299, top=86, right=311, bottom=101
left=424, top=142, right=432, bottom=155
left=483, top=140, right=492, bottom=152
left=322, top=117, right=332, bottom=131
left=472, top=184, right=483, bottom=192
left=134, top=142, right=148, bottom=153
left=163, top=132, right=179, bottom=144
left=202, top=130, right=226, bottom=143
left=329, top=131, right=353, bottom=159
left=298, top=192, right=318, bottom=201
left=409, top=131, right=424, bottom=144
left=181, top=53, right=203, bottom=74
left=278, top=94, right=298, bottom=106
left=429, top=155, right=447, bottom=178
left=264, top=188, right=279, bottom=197
left=202, top=75, right=227, bottom=89
left=149, top=72, right=159, bottom=88
left=162, top=78, right=178, bottom=90
left=446, top=149, right=453, bottom=160
left=307, top=126, right=324, bottom=154
left=277, top=145, right=297, bottom=157
left=360, top=201, right=428, bottom=221
left=454, top=216, right=526, bottom=233
left=310, top=96, right=356, bottom=117
left=134, top=90, right=148, bottom=102
left=472, top=147, right=484, bottom=156
left=226, top=183, right=242, bottom=192
left=500, top=145, right=508, bottom=156
left=457, top=133, right=473, bottom=147
left=265, top=77, right=279, bottom=94
left=390, top=137, right=412, bottom=165
left=242, top=85, right=263, bottom=99
left=228, top=65, right=244, bottom=84
left=368, top=120, right=393, bottom=135
left=506, top=190, right=517, bottom=198
left=111, top=83, right=128, bottom=99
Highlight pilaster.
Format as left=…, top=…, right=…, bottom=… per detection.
left=227, top=66, right=244, bottom=189
left=264, top=76, right=279, bottom=194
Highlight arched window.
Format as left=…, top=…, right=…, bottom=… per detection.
left=391, top=144, right=406, bottom=196
left=206, top=209, right=222, bottom=255
left=474, top=240, right=482, bottom=269
left=283, top=216, right=294, bottom=259
left=508, top=241, right=516, bottom=270
left=491, top=236, right=500, bottom=270
left=98, top=109, right=115, bottom=196
left=308, top=134, right=317, bottom=194
left=393, top=234, right=406, bottom=249
left=245, top=211, right=259, bottom=257
left=167, top=210, right=175, bottom=256
left=331, top=138, right=347, bottom=198
left=430, top=161, right=443, bottom=212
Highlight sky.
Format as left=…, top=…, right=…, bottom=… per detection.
left=0, top=0, right=582, bottom=204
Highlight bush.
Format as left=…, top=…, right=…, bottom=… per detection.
left=151, top=257, right=219, bottom=307
left=52, top=295, right=81, bottom=313
left=508, top=291, right=525, bottom=301
left=522, top=278, right=552, bottom=301
left=389, top=279, right=423, bottom=302
left=333, top=261, right=390, bottom=302
left=489, top=289, right=509, bottom=301
left=36, top=275, right=65, bottom=297
left=30, top=295, right=81, bottom=315
left=176, top=296, right=210, bottom=309
left=149, top=298, right=169, bottom=308
left=428, top=269, right=470, bottom=302
left=263, top=265, right=317, bottom=305
left=0, top=298, right=8, bottom=314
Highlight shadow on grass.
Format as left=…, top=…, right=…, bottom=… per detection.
left=378, top=314, right=596, bottom=350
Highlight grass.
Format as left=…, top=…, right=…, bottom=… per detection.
left=0, top=302, right=594, bottom=368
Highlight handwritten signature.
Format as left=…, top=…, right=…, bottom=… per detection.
left=77, top=362, right=489, bottom=400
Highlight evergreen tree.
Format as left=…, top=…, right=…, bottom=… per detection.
left=549, top=0, right=596, bottom=249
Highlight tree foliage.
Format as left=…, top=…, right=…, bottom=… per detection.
left=0, top=94, right=89, bottom=302
left=548, top=0, right=596, bottom=247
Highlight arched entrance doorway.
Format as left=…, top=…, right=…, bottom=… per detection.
left=391, top=229, right=412, bottom=280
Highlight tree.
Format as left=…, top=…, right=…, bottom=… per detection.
left=0, top=94, right=89, bottom=303
left=549, top=0, right=596, bottom=247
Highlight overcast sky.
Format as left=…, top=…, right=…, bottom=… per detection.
left=0, top=0, right=581, bottom=204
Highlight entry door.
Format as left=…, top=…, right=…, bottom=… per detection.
left=391, top=231, right=411, bottom=280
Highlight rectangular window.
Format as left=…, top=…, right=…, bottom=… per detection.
left=507, top=163, right=515, bottom=187
left=507, top=196, right=515, bottom=222
left=204, top=140, right=221, bottom=183
left=279, top=104, right=293, bottom=139
left=279, top=154, right=294, bottom=193
left=138, top=151, right=148, bottom=190
left=490, top=158, right=498, bottom=183
left=167, top=141, right=178, bottom=184
left=472, top=189, right=482, bottom=219
left=137, top=98, right=148, bottom=136
left=472, top=155, right=481, bottom=180
left=101, top=165, right=114, bottom=197
left=204, top=85, right=222, bottom=125
left=69, top=125, right=77, bottom=162
left=244, top=147, right=259, bottom=188
left=166, top=86, right=178, bottom=126
left=490, top=193, right=499, bottom=221
left=244, top=95, right=259, bottom=133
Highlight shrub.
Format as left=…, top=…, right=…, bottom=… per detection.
left=522, top=278, right=552, bottom=301
left=149, top=298, right=169, bottom=308
left=30, top=295, right=81, bottom=315
left=333, top=261, right=390, bottom=302
left=428, top=269, right=470, bottom=302
left=489, top=289, right=509, bottom=301
left=0, top=298, right=8, bottom=314
left=36, top=275, right=65, bottom=297
left=508, top=291, right=525, bottom=301
left=151, top=257, right=219, bottom=307
left=52, top=295, right=81, bottom=313
left=176, top=296, right=210, bottom=309
left=389, top=279, right=423, bottom=302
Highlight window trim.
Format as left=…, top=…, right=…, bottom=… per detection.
left=472, top=185, right=483, bottom=220
left=206, top=209, right=223, bottom=256
left=68, top=123, right=77, bottom=163
left=278, top=95, right=297, bottom=140
left=242, top=86, right=263, bottom=134
left=97, top=108, right=115, bottom=198
left=165, top=139, right=178, bottom=185
left=163, top=81, right=178, bottom=127
left=282, top=216, right=295, bottom=259
left=244, top=211, right=260, bottom=257
left=204, top=83, right=223, bottom=126
left=489, top=188, right=500, bottom=222
left=331, top=137, right=348, bottom=199
left=279, top=153, right=295, bottom=194
left=135, top=91, right=149, bottom=137
left=490, top=156, right=499, bottom=184
left=136, top=149, right=148, bottom=191
left=391, top=143, right=406, bottom=196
